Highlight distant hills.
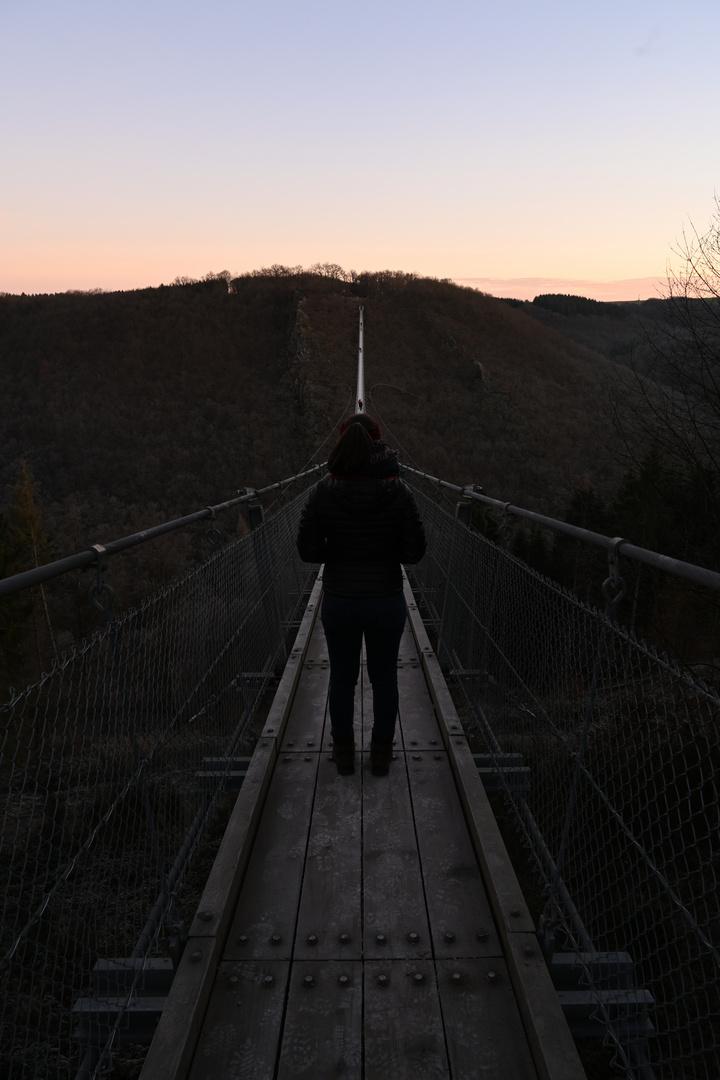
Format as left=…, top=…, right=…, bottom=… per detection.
left=0, top=271, right=636, bottom=535
left=501, top=292, right=675, bottom=374
left=3, top=268, right=718, bottom=678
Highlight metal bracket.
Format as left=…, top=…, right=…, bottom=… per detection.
left=204, top=507, right=220, bottom=552
left=248, top=503, right=265, bottom=530
left=454, top=501, right=472, bottom=526
left=602, top=537, right=628, bottom=611
left=499, top=502, right=514, bottom=549
left=238, top=489, right=264, bottom=529
left=88, top=544, right=115, bottom=623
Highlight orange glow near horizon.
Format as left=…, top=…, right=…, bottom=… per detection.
left=1, top=1, right=718, bottom=299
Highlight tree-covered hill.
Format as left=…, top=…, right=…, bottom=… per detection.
left=0, top=269, right=627, bottom=537
left=3, top=266, right=719, bottom=683
left=503, top=292, right=679, bottom=373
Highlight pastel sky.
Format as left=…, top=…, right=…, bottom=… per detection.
left=1, top=0, right=718, bottom=300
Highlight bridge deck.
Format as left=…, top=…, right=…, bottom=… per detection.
left=141, top=577, right=584, bottom=1080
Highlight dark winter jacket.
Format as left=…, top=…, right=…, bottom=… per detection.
left=296, top=466, right=426, bottom=598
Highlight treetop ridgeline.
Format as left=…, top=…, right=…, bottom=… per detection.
left=532, top=293, right=631, bottom=318
left=0, top=267, right=627, bottom=522
left=1, top=249, right=719, bottom=681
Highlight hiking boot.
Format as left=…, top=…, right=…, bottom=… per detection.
left=332, top=737, right=355, bottom=776
left=370, top=736, right=394, bottom=777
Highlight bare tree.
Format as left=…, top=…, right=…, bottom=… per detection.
left=616, top=198, right=720, bottom=520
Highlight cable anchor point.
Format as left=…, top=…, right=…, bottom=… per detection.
left=88, top=543, right=115, bottom=624
left=499, top=502, right=514, bottom=549
left=205, top=507, right=220, bottom=551
left=602, top=537, right=628, bottom=611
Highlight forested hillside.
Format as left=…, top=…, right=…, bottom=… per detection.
left=0, top=269, right=626, bottom=532
left=6, top=266, right=717, bottom=683
left=504, top=292, right=679, bottom=372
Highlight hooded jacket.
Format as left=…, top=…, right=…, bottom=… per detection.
left=296, top=455, right=426, bottom=598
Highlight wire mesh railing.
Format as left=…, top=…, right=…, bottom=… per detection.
left=4, top=453, right=719, bottom=1079
left=0, top=475, right=319, bottom=1079
left=404, top=473, right=720, bottom=1080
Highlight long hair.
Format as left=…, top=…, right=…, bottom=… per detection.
left=328, top=421, right=373, bottom=475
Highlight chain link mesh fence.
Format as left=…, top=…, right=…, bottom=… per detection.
left=406, top=477, right=720, bottom=1080
left=0, top=482, right=317, bottom=1079
left=4, top=465, right=718, bottom=1080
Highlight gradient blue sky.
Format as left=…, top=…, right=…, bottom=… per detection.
left=1, top=0, right=718, bottom=299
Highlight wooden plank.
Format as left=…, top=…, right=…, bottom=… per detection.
left=363, top=959, right=449, bottom=1079
left=258, top=576, right=323, bottom=744
left=188, top=960, right=289, bottom=1079
left=362, top=753, right=432, bottom=960
left=139, top=740, right=278, bottom=1080
left=406, top=751, right=502, bottom=959
left=426, top=732, right=585, bottom=1075
left=421, top=649, right=468, bottom=741
left=506, top=933, right=588, bottom=1080
left=281, top=619, right=329, bottom=751
left=138, top=936, right=217, bottom=1080
left=187, top=740, right=277, bottom=941
left=294, top=755, right=362, bottom=960
left=304, top=617, right=330, bottom=662
left=403, top=575, right=586, bottom=1080
left=280, top=669, right=329, bottom=751
left=397, top=623, right=420, bottom=664
left=277, top=960, right=362, bottom=1079
left=402, top=578, right=464, bottom=747
left=396, top=630, right=444, bottom=750
left=225, top=753, right=319, bottom=961
left=435, top=958, right=538, bottom=1079
left=446, top=743, right=586, bottom=1080
left=403, top=576, right=534, bottom=936
left=445, top=737, right=535, bottom=934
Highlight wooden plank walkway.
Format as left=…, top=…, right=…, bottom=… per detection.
left=141, top=575, right=584, bottom=1080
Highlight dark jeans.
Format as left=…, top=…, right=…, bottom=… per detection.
left=321, top=591, right=407, bottom=743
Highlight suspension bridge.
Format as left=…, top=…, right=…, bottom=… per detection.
left=1, top=311, right=719, bottom=1079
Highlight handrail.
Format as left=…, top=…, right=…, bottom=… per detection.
left=6, top=457, right=717, bottom=601
left=401, top=463, right=720, bottom=593
left=0, top=464, right=326, bottom=601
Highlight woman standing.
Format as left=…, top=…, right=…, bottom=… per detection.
left=296, top=415, right=426, bottom=776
